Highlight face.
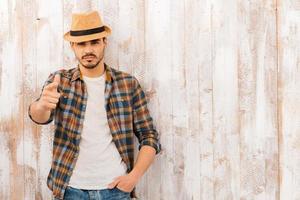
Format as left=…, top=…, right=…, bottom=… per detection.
left=71, top=38, right=107, bottom=69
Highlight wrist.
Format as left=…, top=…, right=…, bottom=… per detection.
left=128, top=169, right=143, bottom=182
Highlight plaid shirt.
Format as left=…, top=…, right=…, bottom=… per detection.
left=28, top=63, right=161, bottom=199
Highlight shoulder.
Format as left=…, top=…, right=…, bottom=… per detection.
left=111, top=67, right=135, bottom=80
left=54, top=67, right=76, bottom=79
left=110, top=67, right=140, bottom=88
left=46, top=67, right=77, bottom=82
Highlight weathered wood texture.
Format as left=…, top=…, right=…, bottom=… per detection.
left=0, top=0, right=299, bottom=199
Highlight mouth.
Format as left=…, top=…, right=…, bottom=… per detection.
left=83, top=55, right=96, bottom=60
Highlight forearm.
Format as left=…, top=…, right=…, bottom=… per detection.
left=129, top=145, right=156, bottom=180
left=29, top=101, right=51, bottom=124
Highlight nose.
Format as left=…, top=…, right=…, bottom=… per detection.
left=83, top=43, right=94, bottom=54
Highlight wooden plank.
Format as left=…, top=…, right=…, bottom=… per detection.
left=22, top=0, right=39, bottom=199
left=0, top=0, right=25, bottom=199
left=143, top=0, right=174, bottom=199
left=278, top=0, right=300, bottom=199
left=210, top=0, right=240, bottom=199
left=115, top=0, right=132, bottom=72
left=117, top=0, right=145, bottom=75
left=63, top=0, right=76, bottom=68
left=0, top=5, right=10, bottom=199
left=237, top=1, right=279, bottom=199
left=169, top=1, right=189, bottom=199
left=101, top=0, right=119, bottom=69
left=184, top=0, right=213, bottom=199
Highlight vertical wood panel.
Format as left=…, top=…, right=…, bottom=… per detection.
left=0, top=0, right=25, bottom=199
left=0, top=0, right=12, bottom=198
left=184, top=0, right=213, bottom=199
left=101, top=0, right=119, bottom=69
left=23, top=0, right=39, bottom=198
left=143, top=1, right=172, bottom=199
left=63, top=0, right=76, bottom=68
left=170, top=1, right=189, bottom=199
left=210, top=0, right=240, bottom=199
left=238, top=0, right=279, bottom=200
left=278, top=0, right=300, bottom=199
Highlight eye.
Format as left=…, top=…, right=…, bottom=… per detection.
left=91, top=40, right=100, bottom=45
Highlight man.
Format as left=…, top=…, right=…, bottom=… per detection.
left=28, top=10, right=161, bottom=200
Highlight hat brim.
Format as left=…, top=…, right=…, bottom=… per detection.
left=63, top=26, right=111, bottom=43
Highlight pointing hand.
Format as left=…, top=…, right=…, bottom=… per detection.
left=37, top=74, right=61, bottom=111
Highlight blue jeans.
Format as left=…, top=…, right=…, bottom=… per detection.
left=61, top=186, right=131, bottom=200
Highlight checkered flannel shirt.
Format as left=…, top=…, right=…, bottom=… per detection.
left=28, top=63, right=161, bottom=199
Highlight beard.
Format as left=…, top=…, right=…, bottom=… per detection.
left=78, top=48, right=105, bottom=69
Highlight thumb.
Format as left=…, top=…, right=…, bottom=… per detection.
left=49, top=73, right=60, bottom=92
left=53, top=73, right=60, bottom=85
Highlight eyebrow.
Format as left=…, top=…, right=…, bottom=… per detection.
left=77, top=41, right=86, bottom=45
left=91, top=39, right=101, bottom=42
left=76, top=39, right=101, bottom=45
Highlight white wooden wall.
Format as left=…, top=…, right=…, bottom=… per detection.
left=0, top=0, right=299, bottom=199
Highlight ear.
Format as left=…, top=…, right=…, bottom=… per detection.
left=70, top=42, right=75, bottom=49
left=103, top=37, right=107, bottom=45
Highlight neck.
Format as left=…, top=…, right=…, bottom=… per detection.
left=79, top=61, right=105, bottom=78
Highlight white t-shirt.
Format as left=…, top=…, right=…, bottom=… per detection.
left=68, top=73, right=127, bottom=190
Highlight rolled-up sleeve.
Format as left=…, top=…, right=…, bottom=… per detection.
left=132, top=77, right=161, bottom=154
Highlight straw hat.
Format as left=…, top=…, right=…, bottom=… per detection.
left=64, top=11, right=111, bottom=43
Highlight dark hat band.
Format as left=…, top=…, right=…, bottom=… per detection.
left=70, top=26, right=105, bottom=36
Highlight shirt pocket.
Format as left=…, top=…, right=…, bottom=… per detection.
left=109, top=95, right=132, bottom=114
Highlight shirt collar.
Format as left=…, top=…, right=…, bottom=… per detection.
left=71, top=63, right=112, bottom=83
